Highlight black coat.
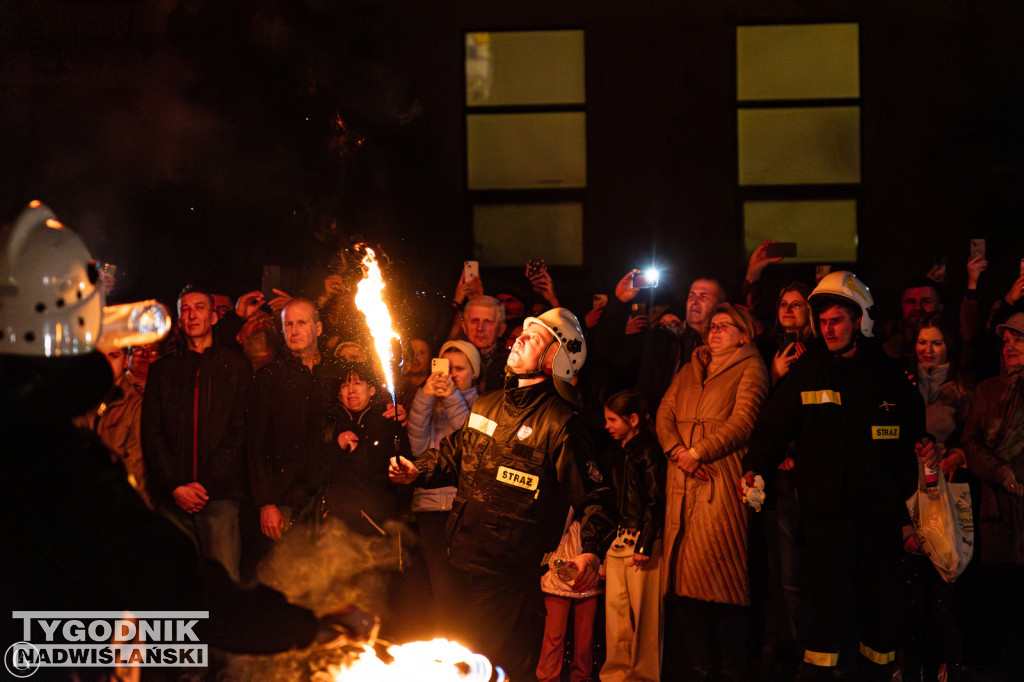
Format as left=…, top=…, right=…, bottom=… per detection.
left=318, top=396, right=411, bottom=536
left=141, top=341, right=251, bottom=505
left=247, top=354, right=336, bottom=508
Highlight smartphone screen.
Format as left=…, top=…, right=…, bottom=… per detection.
left=630, top=302, right=647, bottom=317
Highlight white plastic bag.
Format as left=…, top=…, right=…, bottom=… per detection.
left=906, top=462, right=974, bottom=582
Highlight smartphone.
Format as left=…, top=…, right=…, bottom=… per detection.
left=431, top=357, right=449, bottom=375
left=526, top=259, right=546, bottom=278
left=765, top=242, right=797, bottom=258
left=969, top=239, right=985, bottom=258
left=463, top=260, right=479, bottom=282
left=632, top=270, right=660, bottom=289
left=630, top=302, right=647, bottom=317
left=592, top=294, right=608, bottom=309
left=783, top=330, right=799, bottom=350
left=815, top=265, right=832, bottom=281
left=1019, top=258, right=1024, bottom=277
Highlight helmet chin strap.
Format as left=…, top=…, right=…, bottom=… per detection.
left=511, top=369, right=547, bottom=379
left=829, top=333, right=859, bottom=357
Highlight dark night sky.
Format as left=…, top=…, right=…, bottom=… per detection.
left=1, top=0, right=449, bottom=324
left=3, top=1, right=1024, bottom=337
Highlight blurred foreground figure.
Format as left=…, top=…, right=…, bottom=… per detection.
left=0, top=202, right=375, bottom=681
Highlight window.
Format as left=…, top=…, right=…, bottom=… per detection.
left=465, top=30, right=586, bottom=267
left=736, top=23, right=861, bottom=263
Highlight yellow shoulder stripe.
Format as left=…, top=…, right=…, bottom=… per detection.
left=800, top=389, right=841, bottom=406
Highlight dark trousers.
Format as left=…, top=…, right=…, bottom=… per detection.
left=417, top=511, right=472, bottom=641
left=662, top=595, right=749, bottom=681
left=798, top=518, right=907, bottom=669
left=452, top=567, right=546, bottom=680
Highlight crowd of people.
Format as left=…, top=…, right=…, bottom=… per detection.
left=5, top=199, right=1024, bottom=682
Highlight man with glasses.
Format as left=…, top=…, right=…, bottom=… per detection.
left=124, top=342, right=163, bottom=396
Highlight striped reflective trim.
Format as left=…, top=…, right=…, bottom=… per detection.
left=468, top=413, right=497, bottom=437
left=800, top=389, right=842, bottom=406
left=803, top=650, right=839, bottom=667
left=859, top=642, right=895, bottom=665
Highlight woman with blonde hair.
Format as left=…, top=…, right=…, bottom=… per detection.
left=657, top=302, right=770, bottom=681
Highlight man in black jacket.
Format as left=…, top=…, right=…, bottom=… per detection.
left=142, top=284, right=252, bottom=581
left=247, top=299, right=334, bottom=541
left=743, top=272, right=925, bottom=682
left=390, top=308, right=617, bottom=679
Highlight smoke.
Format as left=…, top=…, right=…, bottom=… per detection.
left=220, top=517, right=413, bottom=681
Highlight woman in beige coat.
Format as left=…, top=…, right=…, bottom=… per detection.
left=657, top=302, right=769, bottom=681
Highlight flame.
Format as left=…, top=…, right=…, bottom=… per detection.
left=354, top=247, right=401, bottom=400
left=330, top=639, right=503, bottom=682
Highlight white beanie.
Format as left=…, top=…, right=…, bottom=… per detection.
left=438, top=340, right=482, bottom=379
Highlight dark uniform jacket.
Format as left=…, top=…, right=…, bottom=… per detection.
left=247, top=354, right=335, bottom=509
left=744, top=336, right=924, bottom=530
left=608, top=428, right=666, bottom=557
left=142, top=341, right=251, bottom=506
left=414, top=376, right=617, bottom=575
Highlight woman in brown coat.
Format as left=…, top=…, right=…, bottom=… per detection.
left=657, top=302, right=769, bottom=681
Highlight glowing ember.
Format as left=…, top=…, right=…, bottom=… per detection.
left=327, top=639, right=504, bottom=682
left=354, top=247, right=402, bottom=401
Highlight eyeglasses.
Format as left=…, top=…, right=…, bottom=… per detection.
left=778, top=301, right=806, bottom=311
left=707, top=322, right=739, bottom=334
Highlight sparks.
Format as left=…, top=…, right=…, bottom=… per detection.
left=353, top=247, right=401, bottom=401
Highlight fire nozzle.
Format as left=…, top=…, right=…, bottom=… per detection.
left=97, top=300, right=172, bottom=348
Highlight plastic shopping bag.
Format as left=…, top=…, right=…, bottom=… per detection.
left=906, top=462, right=974, bottom=582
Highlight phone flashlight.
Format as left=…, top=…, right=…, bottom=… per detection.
left=633, top=268, right=660, bottom=289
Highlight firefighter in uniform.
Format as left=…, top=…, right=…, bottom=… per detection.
left=390, top=308, right=617, bottom=679
left=741, top=272, right=925, bottom=681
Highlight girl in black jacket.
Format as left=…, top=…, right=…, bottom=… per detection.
left=600, top=390, right=666, bottom=682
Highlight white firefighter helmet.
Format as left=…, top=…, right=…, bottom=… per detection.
left=521, top=307, right=587, bottom=381
left=0, top=201, right=104, bottom=356
left=808, top=270, right=875, bottom=337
